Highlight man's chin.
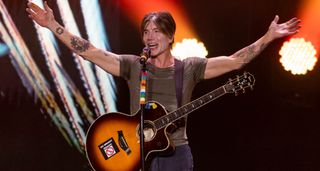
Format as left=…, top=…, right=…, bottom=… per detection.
left=150, top=52, right=159, bottom=58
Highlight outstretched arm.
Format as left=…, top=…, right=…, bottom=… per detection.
left=26, top=1, right=120, bottom=76
left=204, top=15, right=301, bottom=79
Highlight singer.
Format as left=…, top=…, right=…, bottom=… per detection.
left=26, top=2, right=300, bottom=171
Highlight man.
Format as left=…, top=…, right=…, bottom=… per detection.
left=26, top=1, right=300, bottom=171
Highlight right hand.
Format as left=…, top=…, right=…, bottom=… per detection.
left=26, top=1, right=55, bottom=28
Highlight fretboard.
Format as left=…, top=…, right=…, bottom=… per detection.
left=154, top=86, right=226, bottom=130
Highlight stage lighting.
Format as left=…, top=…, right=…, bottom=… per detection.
left=0, top=42, right=9, bottom=57
left=279, top=38, right=317, bottom=75
left=171, top=38, right=208, bottom=60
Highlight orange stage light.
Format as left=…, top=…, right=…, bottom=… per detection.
left=292, top=0, right=320, bottom=53
left=112, top=0, right=197, bottom=43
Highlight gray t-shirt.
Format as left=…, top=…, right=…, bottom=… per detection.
left=120, top=55, right=207, bottom=145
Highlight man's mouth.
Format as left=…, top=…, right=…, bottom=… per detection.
left=147, top=43, right=158, bottom=49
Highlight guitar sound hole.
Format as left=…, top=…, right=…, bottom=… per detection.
left=136, top=121, right=157, bottom=142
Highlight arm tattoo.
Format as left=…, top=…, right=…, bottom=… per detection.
left=260, top=43, right=267, bottom=51
left=234, top=42, right=268, bottom=64
left=236, top=50, right=246, bottom=58
left=234, top=45, right=256, bottom=63
left=246, top=45, right=256, bottom=63
left=55, top=27, right=64, bottom=35
left=235, top=43, right=267, bottom=63
left=70, top=36, right=90, bottom=53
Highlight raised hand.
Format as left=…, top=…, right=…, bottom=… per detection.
left=26, top=1, right=55, bottom=28
left=267, top=15, right=301, bottom=40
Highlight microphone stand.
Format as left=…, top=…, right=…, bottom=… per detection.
left=139, top=57, right=148, bottom=171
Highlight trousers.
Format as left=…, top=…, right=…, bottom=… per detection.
left=150, top=144, right=193, bottom=171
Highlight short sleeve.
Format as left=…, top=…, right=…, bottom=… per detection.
left=183, top=57, right=207, bottom=83
left=119, top=55, right=140, bottom=80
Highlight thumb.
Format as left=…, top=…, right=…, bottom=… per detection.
left=273, top=15, right=279, bottom=24
left=44, top=1, right=52, bottom=12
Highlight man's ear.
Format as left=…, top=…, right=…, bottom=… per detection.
left=169, top=36, right=174, bottom=44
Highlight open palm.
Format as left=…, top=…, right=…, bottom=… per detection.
left=26, top=1, right=54, bottom=28
left=268, top=15, right=301, bottom=40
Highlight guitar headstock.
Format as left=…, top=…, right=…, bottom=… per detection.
left=224, top=72, right=255, bottom=95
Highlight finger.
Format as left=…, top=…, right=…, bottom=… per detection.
left=286, top=30, right=299, bottom=36
left=286, top=26, right=301, bottom=36
left=288, top=25, right=301, bottom=32
left=44, top=1, right=53, bottom=12
left=273, top=15, right=279, bottom=24
left=287, top=19, right=301, bottom=27
left=26, top=7, right=42, bottom=22
left=27, top=12, right=37, bottom=21
left=26, top=7, right=37, bottom=16
left=286, top=17, right=299, bottom=25
left=27, top=2, right=44, bottom=13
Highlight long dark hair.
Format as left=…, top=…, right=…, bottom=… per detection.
left=141, top=11, right=176, bottom=47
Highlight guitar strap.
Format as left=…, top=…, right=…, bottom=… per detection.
left=174, top=58, right=183, bottom=107
left=174, top=58, right=185, bottom=128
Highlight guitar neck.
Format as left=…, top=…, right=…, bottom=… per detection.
left=154, top=86, right=226, bottom=130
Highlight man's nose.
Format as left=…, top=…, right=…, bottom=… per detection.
left=147, top=32, right=155, bottom=40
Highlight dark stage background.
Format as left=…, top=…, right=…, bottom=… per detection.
left=1, top=0, right=319, bottom=170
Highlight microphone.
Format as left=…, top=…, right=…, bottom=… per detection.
left=139, top=47, right=150, bottom=64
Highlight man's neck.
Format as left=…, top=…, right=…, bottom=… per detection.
left=150, top=52, right=174, bottom=68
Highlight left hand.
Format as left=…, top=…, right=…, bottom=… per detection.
left=267, top=15, right=301, bottom=41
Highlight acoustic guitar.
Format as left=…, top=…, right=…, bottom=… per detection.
left=85, top=72, right=255, bottom=171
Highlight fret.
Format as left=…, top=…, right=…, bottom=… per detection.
left=186, top=104, right=193, bottom=110
left=203, top=96, right=208, bottom=102
left=176, top=108, right=183, bottom=117
left=168, top=114, right=175, bottom=122
left=195, top=100, right=201, bottom=107
left=183, top=107, right=188, bottom=112
left=154, top=119, right=161, bottom=129
left=173, top=112, right=178, bottom=118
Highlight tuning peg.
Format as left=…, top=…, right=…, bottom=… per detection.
left=242, top=89, right=246, bottom=93
left=250, top=85, right=254, bottom=90
left=244, top=72, right=248, bottom=77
